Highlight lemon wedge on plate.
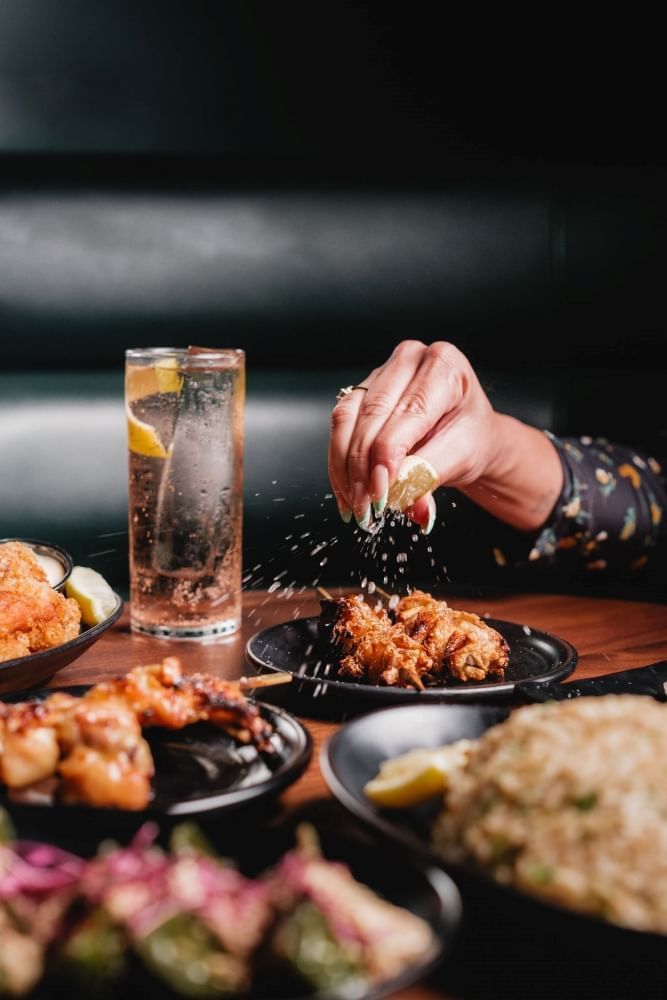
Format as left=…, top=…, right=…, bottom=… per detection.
left=66, top=566, right=118, bottom=626
left=364, top=741, right=474, bottom=809
left=387, top=455, right=438, bottom=513
left=127, top=411, right=170, bottom=458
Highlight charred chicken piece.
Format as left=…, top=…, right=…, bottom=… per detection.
left=0, top=659, right=273, bottom=810
left=320, top=590, right=509, bottom=688
left=320, top=595, right=432, bottom=689
left=395, top=590, right=509, bottom=682
left=87, top=658, right=273, bottom=750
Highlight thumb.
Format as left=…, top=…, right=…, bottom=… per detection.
left=406, top=493, right=437, bottom=535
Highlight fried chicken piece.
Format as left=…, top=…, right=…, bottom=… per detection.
left=320, top=595, right=432, bottom=689
left=0, top=540, right=47, bottom=587
left=0, top=541, right=81, bottom=663
left=395, top=590, right=509, bottom=682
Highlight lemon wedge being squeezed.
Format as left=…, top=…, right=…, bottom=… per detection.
left=66, top=566, right=118, bottom=626
left=387, top=455, right=438, bottom=513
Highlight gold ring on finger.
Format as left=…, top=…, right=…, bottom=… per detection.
left=336, top=384, right=369, bottom=402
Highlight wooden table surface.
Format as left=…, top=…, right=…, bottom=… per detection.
left=42, top=588, right=667, bottom=998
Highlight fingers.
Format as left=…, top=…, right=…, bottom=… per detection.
left=369, top=342, right=468, bottom=476
left=345, top=342, right=426, bottom=523
left=415, top=404, right=494, bottom=488
left=329, top=343, right=424, bottom=527
left=329, top=341, right=478, bottom=531
left=406, top=493, right=437, bottom=535
left=328, top=379, right=374, bottom=523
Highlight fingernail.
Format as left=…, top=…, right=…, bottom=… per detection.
left=421, top=495, right=437, bottom=535
left=338, top=506, right=353, bottom=524
left=356, top=505, right=372, bottom=531
left=371, top=464, right=389, bottom=517
left=352, top=481, right=372, bottom=531
left=372, top=491, right=387, bottom=517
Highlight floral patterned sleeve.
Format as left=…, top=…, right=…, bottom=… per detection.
left=520, top=433, right=666, bottom=573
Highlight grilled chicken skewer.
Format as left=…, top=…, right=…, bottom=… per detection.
left=321, top=590, right=509, bottom=689
left=320, top=595, right=428, bottom=689
left=394, top=590, right=509, bottom=683
left=0, top=659, right=275, bottom=810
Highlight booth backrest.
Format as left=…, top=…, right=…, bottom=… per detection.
left=1, top=160, right=666, bottom=595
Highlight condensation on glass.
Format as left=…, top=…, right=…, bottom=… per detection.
left=126, top=347, right=244, bottom=639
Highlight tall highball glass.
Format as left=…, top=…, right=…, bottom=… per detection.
left=125, top=347, right=244, bottom=638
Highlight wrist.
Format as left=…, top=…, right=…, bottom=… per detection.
left=460, top=415, right=564, bottom=532
left=479, top=412, right=521, bottom=483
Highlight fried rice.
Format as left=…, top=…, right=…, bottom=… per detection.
left=432, top=695, right=667, bottom=933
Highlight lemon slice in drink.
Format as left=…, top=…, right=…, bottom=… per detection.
left=364, top=741, right=473, bottom=808
left=66, top=566, right=118, bottom=626
left=126, top=357, right=182, bottom=403
left=387, top=455, right=438, bottom=513
left=127, top=411, right=170, bottom=458
left=154, top=356, right=183, bottom=394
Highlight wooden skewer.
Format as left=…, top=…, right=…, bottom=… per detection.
left=317, top=583, right=402, bottom=605
left=239, top=671, right=293, bottom=689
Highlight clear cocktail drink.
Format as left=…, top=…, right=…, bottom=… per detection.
left=126, top=347, right=244, bottom=638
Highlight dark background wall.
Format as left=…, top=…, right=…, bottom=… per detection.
left=0, top=2, right=663, bottom=164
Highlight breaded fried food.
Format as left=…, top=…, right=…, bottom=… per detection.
left=0, top=542, right=81, bottom=663
left=321, top=589, right=509, bottom=688
left=320, top=595, right=431, bottom=689
left=395, top=590, right=509, bottom=682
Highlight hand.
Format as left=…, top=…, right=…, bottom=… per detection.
left=329, top=341, right=497, bottom=531
left=328, top=340, right=563, bottom=533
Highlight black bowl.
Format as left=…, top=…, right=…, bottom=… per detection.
left=0, top=593, right=124, bottom=695
left=27, top=823, right=461, bottom=1000
left=322, top=703, right=667, bottom=991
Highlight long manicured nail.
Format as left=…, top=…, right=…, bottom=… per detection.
left=421, top=495, right=437, bottom=535
left=352, top=482, right=372, bottom=531
left=356, top=504, right=372, bottom=531
left=371, top=464, right=389, bottom=517
left=338, top=506, right=353, bottom=524
left=372, top=494, right=387, bottom=518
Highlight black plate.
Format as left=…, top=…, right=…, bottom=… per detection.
left=234, top=826, right=461, bottom=1000
left=0, top=593, right=124, bottom=695
left=322, top=704, right=667, bottom=975
left=322, top=703, right=508, bottom=858
left=0, top=687, right=312, bottom=841
left=245, top=615, right=577, bottom=718
left=3, top=823, right=460, bottom=1000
